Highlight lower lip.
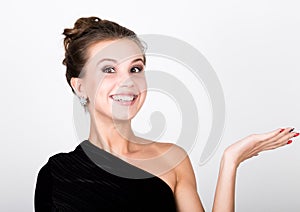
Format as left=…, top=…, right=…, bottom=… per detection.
left=110, top=96, right=138, bottom=106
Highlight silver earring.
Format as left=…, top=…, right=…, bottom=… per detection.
left=79, top=96, right=88, bottom=106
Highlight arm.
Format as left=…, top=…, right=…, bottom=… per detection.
left=34, top=162, right=53, bottom=212
left=212, top=154, right=237, bottom=212
left=212, top=127, right=299, bottom=212
left=174, top=153, right=205, bottom=212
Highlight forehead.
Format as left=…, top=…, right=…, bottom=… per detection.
left=87, top=38, right=144, bottom=64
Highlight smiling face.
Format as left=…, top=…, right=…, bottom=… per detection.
left=82, top=38, right=147, bottom=121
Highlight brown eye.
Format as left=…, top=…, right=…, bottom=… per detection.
left=130, top=66, right=143, bottom=73
left=102, top=66, right=116, bottom=73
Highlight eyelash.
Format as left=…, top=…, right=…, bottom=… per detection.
left=102, top=66, right=116, bottom=73
left=101, top=66, right=144, bottom=73
left=131, top=66, right=144, bottom=73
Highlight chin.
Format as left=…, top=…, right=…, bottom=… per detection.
left=110, top=97, right=145, bottom=121
left=111, top=110, right=138, bottom=122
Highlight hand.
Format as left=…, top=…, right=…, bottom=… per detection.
left=223, top=127, right=299, bottom=167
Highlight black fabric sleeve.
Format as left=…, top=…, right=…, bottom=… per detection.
left=34, top=161, right=54, bottom=212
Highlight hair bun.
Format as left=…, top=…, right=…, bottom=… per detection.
left=63, top=16, right=102, bottom=48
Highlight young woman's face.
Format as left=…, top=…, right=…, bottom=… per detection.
left=82, top=38, right=147, bottom=121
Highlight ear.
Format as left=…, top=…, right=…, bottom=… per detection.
left=70, top=77, right=87, bottom=97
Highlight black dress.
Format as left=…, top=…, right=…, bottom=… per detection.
left=34, top=140, right=177, bottom=212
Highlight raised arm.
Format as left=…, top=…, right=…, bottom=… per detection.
left=212, top=127, right=299, bottom=212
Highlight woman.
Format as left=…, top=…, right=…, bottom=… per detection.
left=34, top=16, right=299, bottom=212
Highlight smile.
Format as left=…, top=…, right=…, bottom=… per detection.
left=109, top=94, right=138, bottom=105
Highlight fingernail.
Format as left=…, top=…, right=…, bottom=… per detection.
left=289, top=128, right=295, bottom=133
left=293, top=133, right=299, bottom=137
left=280, top=129, right=285, bottom=133
left=287, top=140, right=293, bottom=144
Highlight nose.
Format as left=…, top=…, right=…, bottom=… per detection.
left=118, top=71, right=135, bottom=88
left=120, top=78, right=134, bottom=88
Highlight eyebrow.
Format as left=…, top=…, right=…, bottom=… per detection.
left=97, top=57, right=145, bottom=65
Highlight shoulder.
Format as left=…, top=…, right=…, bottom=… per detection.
left=37, top=144, right=82, bottom=174
left=151, top=141, right=190, bottom=174
left=137, top=137, right=187, bottom=156
left=152, top=142, right=199, bottom=193
left=34, top=147, right=81, bottom=209
left=134, top=138, right=189, bottom=175
left=47, top=152, right=75, bottom=167
left=155, top=142, right=193, bottom=175
left=156, top=142, right=193, bottom=179
left=167, top=147, right=204, bottom=211
left=153, top=142, right=195, bottom=181
left=154, top=141, right=187, bottom=157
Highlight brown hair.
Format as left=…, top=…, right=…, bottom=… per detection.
left=62, top=16, right=145, bottom=94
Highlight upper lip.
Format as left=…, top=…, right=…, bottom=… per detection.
left=109, top=93, right=139, bottom=97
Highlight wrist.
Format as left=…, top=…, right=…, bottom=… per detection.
left=222, top=148, right=240, bottom=170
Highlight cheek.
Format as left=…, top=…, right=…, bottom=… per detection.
left=84, top=71, right=104, bottom=98
left=87, top=76, right=115, bottom=106
left=93, top=81, right=114, bottom=115
left=97, top=73, right=116, bottom=91
left=132, top=75, right=147, bottom=92
left=135, top=79, right=147, bottom=106
left=96, top=79, right=114, bottom=99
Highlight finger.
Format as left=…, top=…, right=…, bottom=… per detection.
left=257, top=128, right=289, bottom=141
left=275, top=130, right=297, bottom=144
left=239, top=129, right=285, bottom=155
left=264, top=131, right=298, bottom=150
left=243, top=128, right=298, bottom=159
left=279, top=127, right=295, bottom=134
left=262, top=127, right=295, bottom=144
left=252, top=128, right=296, bottom=152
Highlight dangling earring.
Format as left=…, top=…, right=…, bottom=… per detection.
left=79, top=96, right=88, bottom=106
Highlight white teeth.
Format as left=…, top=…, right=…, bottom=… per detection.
left=111, top=95, right=136, bottom=102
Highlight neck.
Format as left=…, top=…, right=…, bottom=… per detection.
left=88, top=112, right=140, bottom=156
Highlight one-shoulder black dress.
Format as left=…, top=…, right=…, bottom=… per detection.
left=34, top=140, right=177, bottom=212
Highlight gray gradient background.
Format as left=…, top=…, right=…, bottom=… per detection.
left=1, top=0, right=300, bottom=211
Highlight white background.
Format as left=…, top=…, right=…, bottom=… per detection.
left=1, top=0, right=300, bottom=211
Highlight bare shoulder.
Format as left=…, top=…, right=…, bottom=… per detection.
left=145, top=140, right=189, bottom=166
left=154, top=141, right=187, bottom=156
left=149, top=140, right=192, bottom=176
left=154, top=142, right=194, bottom=178
left=153, top=141, right=204, bottom=211
left=135, top=137, right=190, bottom=175
left=135, top=136, right=187, bottom=158
left=160, top=145, right=204, bottom=211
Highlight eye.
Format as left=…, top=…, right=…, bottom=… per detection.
left=102, top=66, right=116, bottom=73
left=130, top=66, right=143, bottom=73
